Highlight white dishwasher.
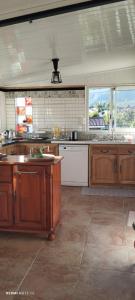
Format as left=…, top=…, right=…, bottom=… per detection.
left=59, top=144, right=88, bottom=186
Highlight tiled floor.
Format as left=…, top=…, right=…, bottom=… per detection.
left=1, top=186, right=135, bottom=300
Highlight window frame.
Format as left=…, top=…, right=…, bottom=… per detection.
left=86, top=85, right=135, bottom=133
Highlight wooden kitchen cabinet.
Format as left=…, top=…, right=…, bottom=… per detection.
left=0, top=165, right=13, bottom=227
left=0, top=155, right=62, bottom=239
left=0, top=146, right=7, bottom=154
left=90, top=144, right=135, bottom=186
left=24, top=143, right=58, bottom=155
left=14, top=165, right=45, bottom=230
left=118, top=155, right=135, bottom=184
left=0, top=165, right=12, bottom=182
left=6, top=145, right=17, bottom=155
left=0, top=183, right=13, bottom=227
left=91, top=154, right=117, bottom=184
left=0, top=144, right=18, bottom=155
left=1, top=143, right=58, bottom=156
left=15, top=144, right=26, bottom=154
left=118, top=145, right=135, bottom=185
left=90, top=145, right=118, bottom=185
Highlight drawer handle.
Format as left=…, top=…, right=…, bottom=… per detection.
left=101, top=150, right=109, bottom=153
left=15, top=171, right=38, bottom=175
left=113, top=159, right=117, bottom=172
left=128, top=150, right=135, bottom=155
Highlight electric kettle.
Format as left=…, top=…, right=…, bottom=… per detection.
left=70, top=131, right=78, bottom=141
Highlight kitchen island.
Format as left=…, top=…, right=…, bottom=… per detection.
left=0, top=155, right=62, bottom=240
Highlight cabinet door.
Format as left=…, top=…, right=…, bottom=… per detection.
left=15, top=144, right=26, bottom=154
left=0, top=183, right=13, bottom=227
left=118, top=155, right=135, bottom=184
left=91, top=154, right=117, bottom=184
left=14, top=165, right=46, bottom=230
left=6, top=145, right=17, bottom=155
left=0, top=146, right=7, bottom=154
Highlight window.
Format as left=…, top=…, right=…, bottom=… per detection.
left=88, top=88, right=111, bottom=131
left=15, top=97, right=33, bottom=134
left=88, top=87, right=135, bottom=132
left=114, top=88, right=135, bottom=131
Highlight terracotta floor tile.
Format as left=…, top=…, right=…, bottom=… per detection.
left=36, top=240, right=85, bottom=266
left=0, top=256, right=34, bottom=299
left=73, top=268, right=135, bottom=300
left=56, top=223, right=88, bottom=243
left=0, top=234, right=44, bottom=299
left=61, top=207, right=92, bottom=226
left=124, top=197, right=135, bottom=212
left=61, top=195, right=94, bottom=212
left=14, top=262, right=79, bottom=300
left=86, top=223, right=126, bottom=246
left=125, top=227, right=135, bottom=247
left=92, top=196, right=124, bottom=213
left=82, top=244, right=129, bottom=272
left=91, top=210, right=127, bottom=226
left=0, top=186, right=135, bottom=300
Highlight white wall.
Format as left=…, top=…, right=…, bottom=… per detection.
left=0, top=91, right=6, bottom=130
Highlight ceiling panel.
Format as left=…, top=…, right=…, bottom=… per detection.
left=0, top=0, right=90, bottom=19
left=0, top=0, right=134, bottom=87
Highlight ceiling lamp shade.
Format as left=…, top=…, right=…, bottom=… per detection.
left=51, top=58, right=62, bottom=84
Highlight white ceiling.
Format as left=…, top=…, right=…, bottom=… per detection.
left=0, top=0, right=135, bottom=87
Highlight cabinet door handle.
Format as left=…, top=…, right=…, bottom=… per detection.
left=15, top=171, right=38, bottom=175
left=14, top=190, right=16, bottom=199
left=119, top=164, right=122, bottom=173
left=113, top=159, right=117, bottom=172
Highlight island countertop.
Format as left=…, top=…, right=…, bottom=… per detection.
left=0, top=154, right=63, bottom=165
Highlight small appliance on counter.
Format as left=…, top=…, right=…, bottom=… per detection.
left=3, top=130, right=16, bottom=139
left=70, top=131, right=78, bottom=141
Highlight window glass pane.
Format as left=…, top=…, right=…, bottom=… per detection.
left=88, top=88, right=111, bottom=130
left=114, top=89, right=135, bottom=129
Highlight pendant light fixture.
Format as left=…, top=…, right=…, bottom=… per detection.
left=51, top=58, right=62, bottom=84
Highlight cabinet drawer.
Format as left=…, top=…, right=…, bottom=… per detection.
left=14, top=165, right=44, bottom=175
left=118, top=146, right=135, bottom=155
left=91, top=145, right=118, bottom=155
left=0, top=165, right=12, bottom=182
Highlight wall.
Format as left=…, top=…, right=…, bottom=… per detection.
left=0, top=91, right=6, bottom=130
left=5, top=89, right=85, bottom=131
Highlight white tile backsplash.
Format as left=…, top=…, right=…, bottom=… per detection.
left=5, top=89, right=85, bottom=131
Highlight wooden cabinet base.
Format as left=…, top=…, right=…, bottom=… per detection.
left=90, top=145, right=135, bottom=186
left=0, top=155, right=62, bottom=240
left=0, top=227, right=58, bottom=240
left=48, top=231, right=56, bottom=241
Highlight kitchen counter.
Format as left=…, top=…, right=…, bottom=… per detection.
left=1, top=138, right=134, bottom=148
left=0, top=154, right=63, bottom=165
left=1, top=138, right=52, bottom=147
left=51, top=139, right=133, bottom=145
